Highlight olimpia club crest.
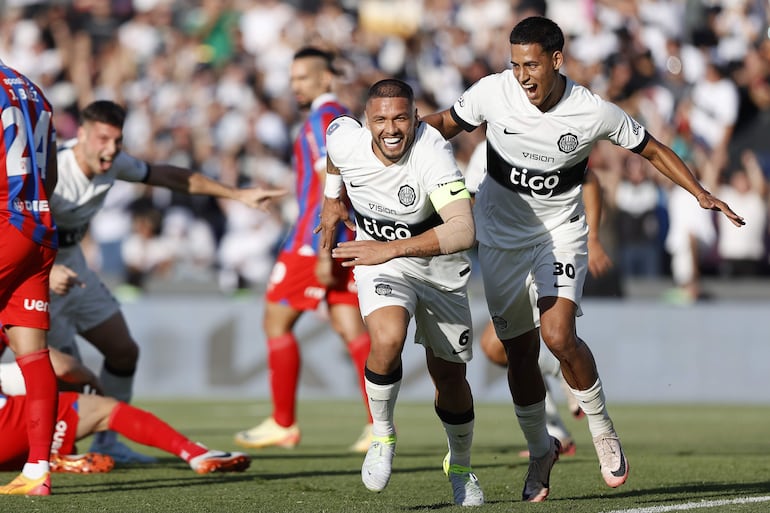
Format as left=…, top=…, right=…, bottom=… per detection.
left=558, top=133, right=578, bottom=153
left=398, top=185, right=416, bottom=206
left=492, top=315, right=508, bottom=330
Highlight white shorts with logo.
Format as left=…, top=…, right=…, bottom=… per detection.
left=48, top=246, right=120, bottom=360
left=354, top=264, right=473, bottom=363
left=480, top=218, right=588, bottom=340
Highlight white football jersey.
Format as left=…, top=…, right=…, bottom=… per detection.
left=452, top=71, right=648, bottom=248
left=51, top=140, right=149, bottom=244
left=326, top=116, right=471, bottom=291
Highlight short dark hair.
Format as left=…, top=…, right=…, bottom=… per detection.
left=509, top=16, right=565, bottom=53
left=80, top=100, right=126, bottom=128
left=293, top=46, right=339, bottom=75
left=367, top=79, right=414, bottom=104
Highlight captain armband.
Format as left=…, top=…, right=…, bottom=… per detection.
left=430, top=180, right=471, bottom=210
left=323, top=173, right=343, bottom=199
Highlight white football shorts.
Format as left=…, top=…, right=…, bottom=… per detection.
left=480, top=216, right=588, bottom=340
left=355, top=264, right=473, bottom=363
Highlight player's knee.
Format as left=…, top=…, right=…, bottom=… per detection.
left=540, top=326, right=575, bottom=358
left=367, top=338, right=403, bottom=371
left=431, top=363, right=467, bottom=389
left=434, top=376, right=471, bottom=403
left=105, top=339, right=139, bottom=369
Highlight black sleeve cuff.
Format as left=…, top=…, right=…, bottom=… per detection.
left=629, top=131, right=651, bottom=154
left=449, top=106, right=478, bottom=133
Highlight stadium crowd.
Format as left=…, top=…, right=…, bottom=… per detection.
left=2, top=0, right=768, bottom=301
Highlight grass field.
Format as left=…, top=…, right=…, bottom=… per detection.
left=1, top=400, right=769, bottom=513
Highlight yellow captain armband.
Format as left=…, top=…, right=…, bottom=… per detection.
left=430, top=180, right=471, bottom=210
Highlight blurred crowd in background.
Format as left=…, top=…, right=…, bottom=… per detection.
left=2, top=0, right=769, bottom=302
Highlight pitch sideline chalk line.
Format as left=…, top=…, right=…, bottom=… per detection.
left=600, top=495, right=770, bottom=513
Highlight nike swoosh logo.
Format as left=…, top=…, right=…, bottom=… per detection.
left=503, top=128, right=522, bottom=135
left=452, top=347, right=469, bottom=355
left=350, top=183, right=365, bottom=188
left=554, top=283, right=569, bottom=288
left=449, top=188, right=465, bottom=195
left=612, top=450, right=627, bottom=477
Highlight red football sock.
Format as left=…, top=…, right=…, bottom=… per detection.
left=267, top=333, right=300, bottom=427
left=107, top=402, right=207, bottom=462
left=347, top=333, right=373, bottom=423
left=17, top=349, right=58, bottom=464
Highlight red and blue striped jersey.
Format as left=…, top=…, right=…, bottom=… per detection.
left=0, top=62, right=57, bottom=248
left=282, top=93, right=353, bottom=254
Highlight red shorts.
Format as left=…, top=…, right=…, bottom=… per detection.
left=0, top=391, right=79, bottom=470
left=0, top=227, right=56, bottom=330
left=265, top=251, right=359, bottom=311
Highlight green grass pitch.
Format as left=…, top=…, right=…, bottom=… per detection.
left=2, top=400, right=769, bottom=513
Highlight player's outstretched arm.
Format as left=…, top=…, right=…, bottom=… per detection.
left=640, top=136, right=745, bottom=227
left=145, top=164, right=287, bottom=211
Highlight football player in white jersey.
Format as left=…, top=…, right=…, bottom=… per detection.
left=422, top=16, right=744, bottom=502
left=315, top=79, right=483, bottom=507
left=47, top=100, right=285, bottom=463
left=470, top=145, right=612, bottom=455
left=474, top=166, right=612, bottom=455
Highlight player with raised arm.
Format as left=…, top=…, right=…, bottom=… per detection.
left=235, top=47, right=374, bottom=453
left=0, top=59, right=59, bottom=496
left=48, top=100, right=285, bottom=463
left=422, top=16, right=743, bottom=502
left=315, top=79, right=483, bottom=507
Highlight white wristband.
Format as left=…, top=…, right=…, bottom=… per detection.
left=324, top=173, right=343, bottom=198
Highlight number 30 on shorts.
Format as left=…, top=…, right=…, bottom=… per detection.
left=552, top=261, right=576, bottom=279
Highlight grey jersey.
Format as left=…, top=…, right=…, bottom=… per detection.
left=326, top=116, right=471, bottom=291
left=451, top=71, right=648, bottom=248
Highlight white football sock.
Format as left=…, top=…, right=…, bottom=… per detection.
left=515, top=400, right=551, bottom=458
left=443, top=419, right=474, bottom=468
left=570, top=378, right=614, bottom=437
left=22, top=460, right=49, bottom=479
left=365, top=378, right=400, bottom=437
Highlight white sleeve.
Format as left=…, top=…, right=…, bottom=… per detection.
left=325, top=115, right=361, bottom=167
left=602, top=101, right=648, bottom=151
left=450, top=75, right=495, bottom=129
left=415, top=124, right=464, bottom=195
